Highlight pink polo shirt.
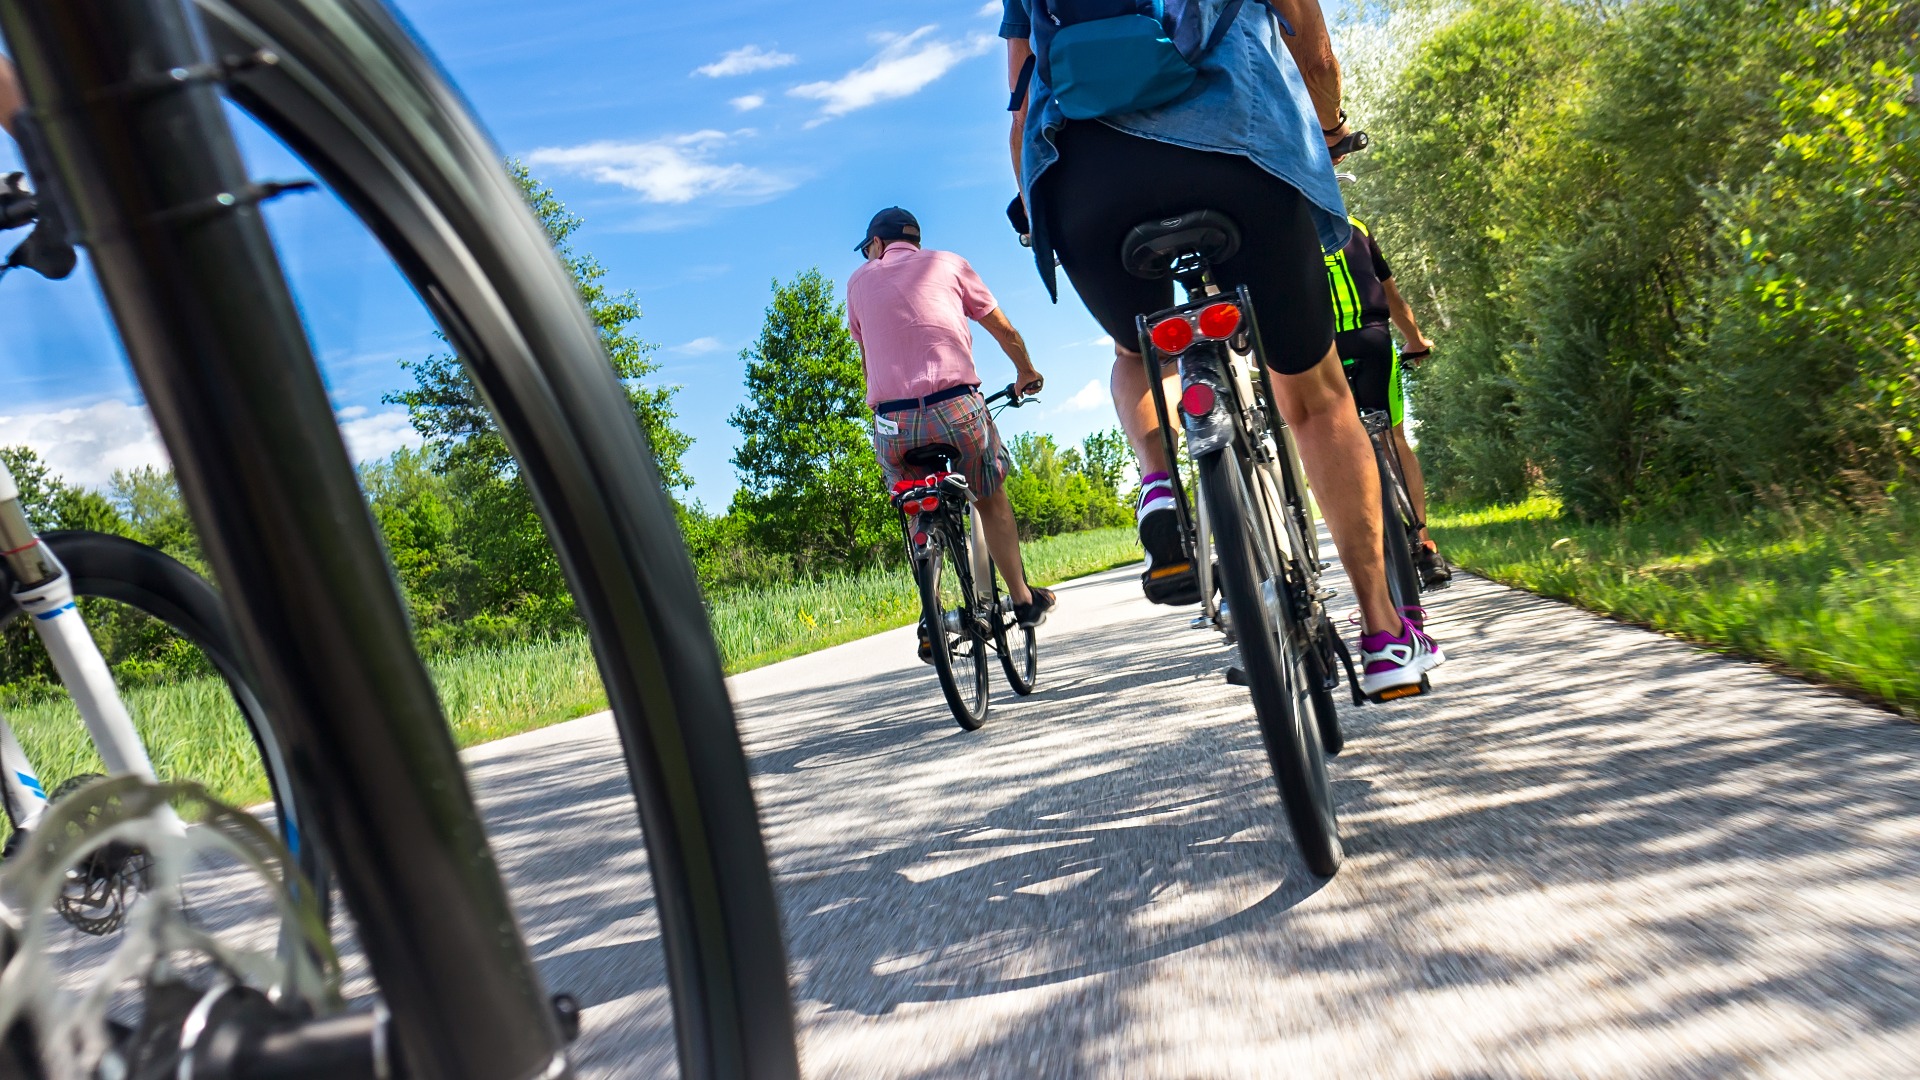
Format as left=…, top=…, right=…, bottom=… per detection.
left=846, top=243, right=999, bottom=407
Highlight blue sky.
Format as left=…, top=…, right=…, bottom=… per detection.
left=0, top=0, right=1139, bottom=510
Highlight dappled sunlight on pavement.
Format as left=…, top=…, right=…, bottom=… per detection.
left=450, top=551, right=1919, bottom=1077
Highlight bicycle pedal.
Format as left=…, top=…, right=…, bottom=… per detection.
left=1367, top=675, right=1431, bottom=704
left=1189, top=614, right=1212, bottom=630
left=1142, top=562, right=1202, bottom=606
left=1225, top=665, right=1249, bottom=686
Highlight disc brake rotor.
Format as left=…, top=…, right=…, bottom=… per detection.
left=0, top=776, right=339, bottom=1080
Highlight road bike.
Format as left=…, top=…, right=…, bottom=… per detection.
left=1358, top=406, right=1445, bottom=655
left=1123, top=209, right=1361, bottom=878
left=892, top=384, right=1040, bottom=731
left=0, top=0, right=798, bottom=1076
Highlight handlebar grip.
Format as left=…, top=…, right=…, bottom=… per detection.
left=0, top=192, right=37, bottom=232
left=1328, top=130, right=1370, bottom=159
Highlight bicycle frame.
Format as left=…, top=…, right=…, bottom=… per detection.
left=0, top=461, right=168, bottom=835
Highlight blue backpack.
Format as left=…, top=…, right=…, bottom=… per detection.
left=1016, top=0, right=1248, bottom=120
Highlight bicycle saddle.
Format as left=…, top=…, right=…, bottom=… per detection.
left=902, top=443, right=963, bottom=470
left=1120, top=210, right=1242, bottom=280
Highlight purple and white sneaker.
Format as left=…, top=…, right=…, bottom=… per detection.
left=1137, top=471, right=1199, bottom=605
left=1358, top=617, right=1445, bottom=701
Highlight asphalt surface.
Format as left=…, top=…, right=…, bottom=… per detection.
left=454, top=554, right=1920, bottom=1078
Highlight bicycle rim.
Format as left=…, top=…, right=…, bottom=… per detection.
left=920, top=534, right=989, bottom=730
left=1196, top=448, right=1341, bottom=877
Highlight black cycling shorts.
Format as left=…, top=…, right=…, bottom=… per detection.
left=1336, top=324, right=1403, bottom=426
left=1037, top=120, right=1337, bottom=376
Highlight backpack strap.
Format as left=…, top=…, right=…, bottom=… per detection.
left=1201, top=0, right=1248, bottom=54
left=1008, top=52, right=1037, bottom=112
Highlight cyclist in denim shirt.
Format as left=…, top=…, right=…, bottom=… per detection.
left=1000, top=0, right=1443, bottom=694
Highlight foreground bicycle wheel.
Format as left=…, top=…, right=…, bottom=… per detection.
left=920, top=534, right=990, bottom=730
left=0, top=531, right=329, bottom=922
left=1197, top=447, right=1342, bottom=877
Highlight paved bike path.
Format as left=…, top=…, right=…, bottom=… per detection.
left=462, top=557, right=1920, bottom=1078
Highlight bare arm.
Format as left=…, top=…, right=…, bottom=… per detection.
left=0, top=57, right=22, bottom=140
left=1006, top=38, right=1033, bottom=189
left=1383, top=279, right=1433, bottom=354
left=978, top=306, right=1044, bottom=395
left=1265, top=0, right=1346, bottom=146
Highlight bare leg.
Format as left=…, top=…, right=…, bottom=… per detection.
left=974, top=488, right=1033, bottom=607
left=1110, top=345, right=1181, bottom=477
left=1271, top=346, right=1402, bottom=636
left=1393, top=424, right=1431, bottom=544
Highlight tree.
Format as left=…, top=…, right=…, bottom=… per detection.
left=1002, top=431, right=1130, bottom=539
left=381, top=162, right=695, bottom=639
left=386, top=161, right=691, bottom=489
left=728, top=269, right=891, bottom=572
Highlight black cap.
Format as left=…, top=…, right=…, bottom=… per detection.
left=856, top=206, right=920, bottom=252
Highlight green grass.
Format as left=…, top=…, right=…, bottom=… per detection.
left=1429, top=494, right=1920, bottom=716
left=1, top=526, right=1145, bottom=811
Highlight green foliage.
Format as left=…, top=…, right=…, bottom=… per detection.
left=728, top=269, right=894, bottom=573
left=1430, top=492, right=1920, bottom=715
left=1359, top=0, right=1920, bottom=517
left=380, top=163, right=695, bottom=642
left=1003, top=430, right=1131, bottom=538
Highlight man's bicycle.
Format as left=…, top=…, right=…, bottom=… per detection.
left=0, top=0, right=798, bottom=1076
left=1122, top=210, right=1361, bottom=878
left=893, top=384, right=1039, bottom=731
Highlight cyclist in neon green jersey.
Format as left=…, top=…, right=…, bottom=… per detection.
left=1325, top=209, right=1450, bottom=587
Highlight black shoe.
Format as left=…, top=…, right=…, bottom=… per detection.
left=1416, top=542, right=1453, bottom=589
left=1013, top=586, right=1056, bottom=628
left=1139, top=506, right=1200, bottom=605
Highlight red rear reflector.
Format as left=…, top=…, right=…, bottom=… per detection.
left=1197, top=302, right=1241, bottom=339
left=1181, top=383, right=1217, bottom=417
left=913, top=531, right=929, bottom=545
left=920, top=494, right=940, bottom=511
left=1150, top=316, right=1194, bottom=355
left=901, top=498, right=922, bottom=514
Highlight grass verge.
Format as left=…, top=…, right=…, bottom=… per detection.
left=2, top=526, right=1145, bottom=810
left=1429, top=494, right=1920, bottom=716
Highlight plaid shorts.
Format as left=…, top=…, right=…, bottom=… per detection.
left=872, top=390, right=1012, bottom=501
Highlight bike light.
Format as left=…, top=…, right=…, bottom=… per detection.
left=920, top=493, right=941, bottom=512
left=1150, top=316, right=1194, bottom=355
left=913, top=530, right=929, bottom=546
left=1197, top=302, right=1241, bottom=339
left=1181, top=383, right=1218, bottom=417
left=901, top=498, right=923, bottom=515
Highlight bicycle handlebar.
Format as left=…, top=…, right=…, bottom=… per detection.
left=984, top=381, right=1041, bottom=407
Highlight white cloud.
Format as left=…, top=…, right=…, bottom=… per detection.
left=338, top=408, right=423, bottom=463
left=527, top=132, right=792, bottom=205
left=729, top=94, right=766, bottom=112
left=0, top=400, right=415, bottom=489
left=1060, top=379, right=1109, bottom=412
left=0, top=400, right=168, bottom=488
left=694, top=45, right=796, bottom=78
left=977, top=0, right=1001, bottom=16
left=667, top=336, right=727, bottom=356
left=789, top=27, right=995, bottom=120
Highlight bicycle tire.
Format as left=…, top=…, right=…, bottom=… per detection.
left=0, top=531, right=330, bottom=919
left=181, top=3, right=800, bottom=1076
left=1196, top=448, right=1342, bottom=877
left=1380, top=468, right=1424, bottom=614
left=987, top=562, right=1037, bottom=695
left=919, top=536, right=989, bottom=730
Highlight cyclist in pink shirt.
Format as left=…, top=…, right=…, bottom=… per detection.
left=847, top=207, right=1057, bottom=633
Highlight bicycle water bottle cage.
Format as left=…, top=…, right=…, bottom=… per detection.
left=1121, top=210, right=1242, bottom=282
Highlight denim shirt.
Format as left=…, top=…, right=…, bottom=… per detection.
left=1001, top=0, right=1350, bottom=299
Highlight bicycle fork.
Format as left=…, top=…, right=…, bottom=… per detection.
left=0, top=460, right=171, bottom=837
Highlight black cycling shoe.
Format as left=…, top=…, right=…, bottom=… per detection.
left=1013, top=586, right=1056, bottom=628
left=1417, top=542, right=1453, bottom=590
left=1139, top=506, right=1201, bottom=605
